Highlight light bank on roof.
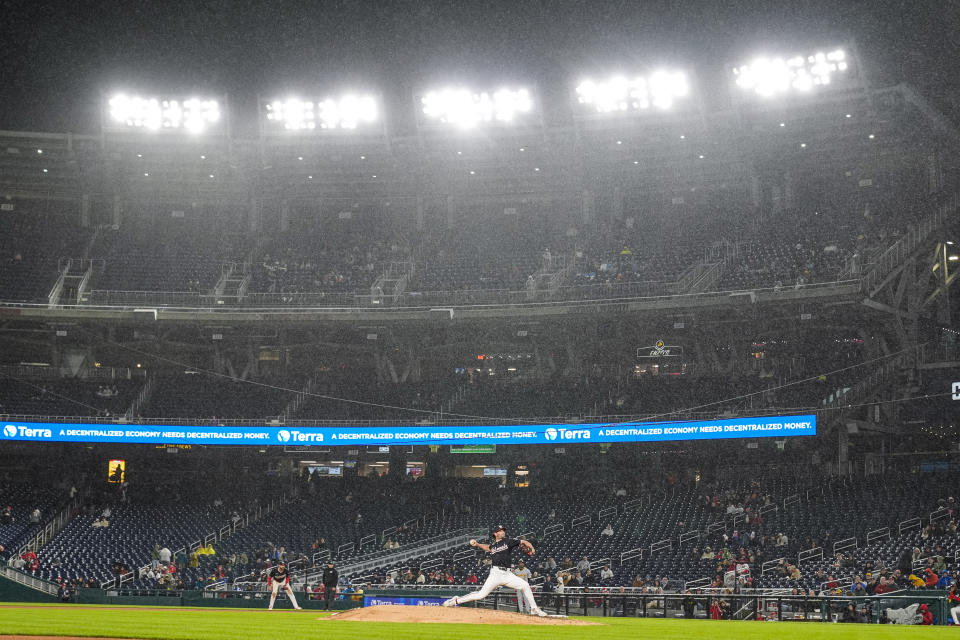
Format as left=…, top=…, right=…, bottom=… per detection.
left=101, top=46, right=856, bottom=137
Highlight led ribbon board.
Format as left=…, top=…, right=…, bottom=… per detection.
left=1, top=415, right=815, bottom=446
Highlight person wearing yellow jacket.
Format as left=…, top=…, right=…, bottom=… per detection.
left=907, top=573, right=926, bottom=588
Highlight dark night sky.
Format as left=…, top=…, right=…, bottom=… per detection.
left=1, top=0, right=959, bottom=134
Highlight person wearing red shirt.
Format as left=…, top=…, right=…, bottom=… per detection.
left=919, top=603, right=933, bottom=625
left=710, top=600, right=723, bottom=620
left=466, top=572, right=478, bottom=585
left=948, top=583, right=960, bottom=625
left=873, top=578, right=893, bottom=595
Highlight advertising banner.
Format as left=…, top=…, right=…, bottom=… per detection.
left=363, top=596, right=445, bottom=607
left=0, top=415, right=815, bottom=446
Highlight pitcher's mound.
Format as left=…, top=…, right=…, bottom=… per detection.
left=323, top=605, right=600, bottom=625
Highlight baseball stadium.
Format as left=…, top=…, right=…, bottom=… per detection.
left=1, top=2, right=959, bottom=639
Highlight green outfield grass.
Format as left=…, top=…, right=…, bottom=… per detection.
left=0, top=603, right=953, bottom=640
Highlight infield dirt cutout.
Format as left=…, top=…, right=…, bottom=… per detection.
left=322, top=604, right=600, bottom=625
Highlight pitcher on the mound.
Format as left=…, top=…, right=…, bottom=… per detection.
left=443, top=525, right=547, bottom=616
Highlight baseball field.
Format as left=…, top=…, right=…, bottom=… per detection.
left=0, top=603, right=954, bottom=640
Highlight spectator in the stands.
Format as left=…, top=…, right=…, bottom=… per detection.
left=873, top=577, right=894, bottom=594
left=577, top=557, right=590, bottom=573
left=898, top=548, right=914, bottom=575
left=513, top=561, right=531, bottom=582
left=29, top=508, right=40, bottom=524
left=601, top=523, right=614, bottom=536
left=933, top=556, right=947, bottom=574
left=938, top=571, right=954, bottom=589
left=600, top=565, right=614, bottom=582
left=1, top=506, right=13, bottom=524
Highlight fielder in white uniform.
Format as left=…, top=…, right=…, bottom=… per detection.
left=443, top=525, right=546, bottom=616
left=267, top=562, right=302, bottom=610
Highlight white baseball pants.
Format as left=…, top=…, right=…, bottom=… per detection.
left=951, top=604, right=960, bottom=625
left=457, top=566, right=539, bottom=611
left=269, top=580, right=300, bottom=609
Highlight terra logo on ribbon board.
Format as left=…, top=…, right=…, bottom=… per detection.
left=277, top=430, right=323, bottom=443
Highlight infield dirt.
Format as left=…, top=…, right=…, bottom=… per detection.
left=322, top=604, right=600, bottom=625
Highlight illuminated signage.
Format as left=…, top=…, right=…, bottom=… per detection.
left=107, top=459, right=125, bottom=483
left=1, top=415, right=816, bottom=446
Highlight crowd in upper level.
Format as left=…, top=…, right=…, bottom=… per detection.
left=0, top=179, right=942, bottom=305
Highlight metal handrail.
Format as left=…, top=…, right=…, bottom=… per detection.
left=861, top=193, right=959, bottom=295
left=865, top=527, right=890, bottom=545
left=1, top=566, right=59, bottom=596
left=4, top=279, right=862, bottom=313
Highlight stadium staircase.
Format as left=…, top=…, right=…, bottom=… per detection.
left=17, top=497, right=79, bottom=557
left=47, top=258, right=102, bottom=307
left=0, top=566, right=58, bottom=599
left=0, top=482, right=69, bottom=556
left=124, top=376, right=155, bottom=421
left=212, top=262, right=251, bottom=305
left=860, top=193, right=959, bottom=298
left=370, top=260, right=415, bottom=306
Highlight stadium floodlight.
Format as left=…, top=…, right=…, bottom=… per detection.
left=420, top=87, right=534, bottom=128
left=732, top=48, right=850, bottom=98
left=263, top=94, right=378, bottom=131
left=575, top=71, right=689, bottom=113
left=107, top=94, right=221, bottom=134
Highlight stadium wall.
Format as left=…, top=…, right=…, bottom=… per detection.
left=0, top=574, right=56, bottom=603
